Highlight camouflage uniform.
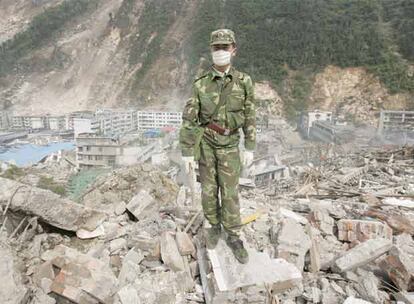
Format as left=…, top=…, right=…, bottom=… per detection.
left=179, top=30, right=256, bottom=237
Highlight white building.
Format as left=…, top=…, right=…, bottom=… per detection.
left=66, top=111, right=96, bottom=130
left=137, top=111, right=182, bottom=130
left=0, top=111, right=10, bottom=130
left=300, top=110, right=332, bottom=138
left=12, top=116, right=47, bottom=130
left=378, top=110, right=414, bottom=135
left=95, top=108, right=137, bottom=135
left=47, top=116, right=67, bottom=131
left=73, top=117, right=100, bottom=137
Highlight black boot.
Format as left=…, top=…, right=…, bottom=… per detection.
left=226, top=236, right=249, bottom=264
left=206, top=224, right=221, bottom=249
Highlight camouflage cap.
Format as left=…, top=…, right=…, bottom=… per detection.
left=210, top=29, right=236, bottom=45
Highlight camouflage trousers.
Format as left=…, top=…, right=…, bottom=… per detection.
left=198, top=138, right=241, bottom=237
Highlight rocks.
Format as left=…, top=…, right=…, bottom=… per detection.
left=126, top=189, right=158, bottom=221
left=308, top=209, right=334, bottom=236
left=337, top=219, right=392, bottom=243
left=379, top=234, right=414, bottom=291
left=343, top=297, right=373, bottom=304
left=0, top=177, right=106, bottom=231
left=176, top=231, right=196, bottom=256
left=272, top=217, right=311, bottom=271
left=332, top=238, right=393, bottom=273
left=0, top=242, right=28, bottom=304
left=160, top=231, right=185, bottom=272
left=109, top=237, right=127, bottom=253
left=42, top=244, right=118, bottom=303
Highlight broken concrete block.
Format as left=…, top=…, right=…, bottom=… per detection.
left=383, top=197, right=414, bottom=209
left=160, top=231, right=185, bottom=272
left=207, top=238, right=302, bottom=292
left=332, top=238, right=393, bottom=273
left=118, top=285, right=139, bottom=304
left=126, top=190, right=157, bottom=220
left=124, top=247, right=144, bottom=265
left=0, top=177, right=106, bottom=232
left=33, top=261, right=55, bottom=287
left=278, top=207, right=309, bottom=224
left=176, top=186, right=186, bottom=206
left=30, top=289, right=56, bottom=304
left=354, top=268, right=384, bottom=303
left=394, top=291, right=414, bottom=304
left=337, top=219, right=392, bottom=242
left=320, top=277, right=346, bottom=304
left=42, top=244, right=118, bottom=303
left=343, top=296, right=373, bottom=304
left=379, top=246, right=414, bottom=291
left=306, top=223, right=321, bottom=273
left=114, top=201, right=127, bottom=216
left=110, top=238, right=127, bottom=253
left=0, top=242, right=29, bottom=304
left=176, top=231, right=196, bottom=256
left=273, top=217, right=311, bottom=271
left=118, top=260, right=141, bottom=288
left=308, top=209, right=334, bottom=235
left=76, top=224, right=105, bottom=240
left=117, top=248, right=144, bottom=288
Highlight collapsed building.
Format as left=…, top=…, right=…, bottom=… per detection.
left=1, top=110, right=414, bottom=304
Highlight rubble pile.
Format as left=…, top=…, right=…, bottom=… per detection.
left=0, top=147, right=414, bottom=304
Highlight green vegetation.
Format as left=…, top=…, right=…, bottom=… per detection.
left=67, top=169, right=109, bottom=202
left=1, top=165, right=25, bottom=180
left=0, top=0, right=98, bottom=75
left=125, top=0, right=184, bottom=94
left=37, top=176, right=66, bottom=196
left=188, top=0, right=414, bottom=103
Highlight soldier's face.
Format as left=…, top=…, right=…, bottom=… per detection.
left=211, top=44, right=236, bottom=55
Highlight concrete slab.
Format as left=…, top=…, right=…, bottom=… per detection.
left=0, top=177, right=106, bottom=232
left=343, top=296, right=373, bottom=304
left=207, top=239, right=302, bottom=292
left=333, top=238, right=393, bottom=273
left=126, top=190, right=157, bottom=221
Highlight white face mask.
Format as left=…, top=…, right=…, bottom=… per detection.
left=211, top=50, right=232, bottom=66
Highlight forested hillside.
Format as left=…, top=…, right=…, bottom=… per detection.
left=0, top=0, right=413, bottom=118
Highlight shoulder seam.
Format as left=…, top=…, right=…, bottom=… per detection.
left=194, top=72, right=209, bottom=83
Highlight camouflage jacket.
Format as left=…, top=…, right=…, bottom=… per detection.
left=179, top=66, right=256, bottom=157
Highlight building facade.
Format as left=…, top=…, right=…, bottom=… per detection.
left=95, top=108, right=137, bottom=135
left=12, top=116, right=48, bottom=130
left=0, top=111, right=10, bottom=130
left=300, top=110, right=333, bottom=138
left=76, top=134, right=119, bottom=168
left=378, top=110, right=414, bottom=135
left=137, top=111, right=182, bottom=130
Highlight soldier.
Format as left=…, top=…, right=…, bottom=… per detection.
left=179, top=29, right=255, bottom=264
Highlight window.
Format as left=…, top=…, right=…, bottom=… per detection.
left=88, top=155, right=93, bottom=160
left=86, top=146, right=91, bottom=151
left=98, top=147, right=103, bottom=152
left=78, top=147, right=83, bottom=152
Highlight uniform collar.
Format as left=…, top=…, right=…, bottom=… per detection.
left=210, top=65, right=234, bottom=80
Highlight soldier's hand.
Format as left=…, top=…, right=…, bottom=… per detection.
left=242, top=150, right=254, bottom=168
left=182, top=156, right=196, bottom=174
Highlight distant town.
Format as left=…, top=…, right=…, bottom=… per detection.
left=1, top=108, right=414, bottom=173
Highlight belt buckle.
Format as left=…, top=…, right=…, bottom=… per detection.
left=223, top=129, right=230, bottom=136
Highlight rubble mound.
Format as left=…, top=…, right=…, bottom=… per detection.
left=81, top=163, right=179, bottom=211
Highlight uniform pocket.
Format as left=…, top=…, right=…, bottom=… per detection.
left=226, top=93, right=244, bottom=112
left=199, top=92, right=219, bottom=118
